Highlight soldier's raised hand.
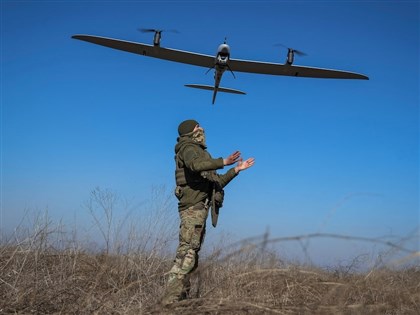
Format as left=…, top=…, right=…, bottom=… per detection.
left=224, top=150, right=241, bottom=166
left=234, top=157, right=255, bottom=173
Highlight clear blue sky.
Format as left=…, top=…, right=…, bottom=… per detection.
left=1, top=1, right=419, bottom=264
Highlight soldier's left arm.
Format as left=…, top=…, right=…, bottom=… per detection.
left=215, top=167, right=239, bottom=188
left=216, top=157, right=255, bottom=188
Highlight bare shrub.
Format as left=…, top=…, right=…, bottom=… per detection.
left=1, top=191, right=419, bottom=314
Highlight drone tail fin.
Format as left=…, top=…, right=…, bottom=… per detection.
left=185, top=84, right=246, bottom=95
left=185, top=84, right=246, bottom=104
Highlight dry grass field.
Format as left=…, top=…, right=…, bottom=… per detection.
left=1, top=190, right=419, bottom=314
left=1, top=230, right=418, bottom=314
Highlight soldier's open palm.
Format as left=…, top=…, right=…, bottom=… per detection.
left=224, top=151, right=241, bottom=165
left=236, top=157, right=255, bottom=172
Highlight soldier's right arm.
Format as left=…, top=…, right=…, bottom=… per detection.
left=183, top=145, right=224, bottom=172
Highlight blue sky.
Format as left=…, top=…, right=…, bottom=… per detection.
left=1, top=1, right=419, bottom=264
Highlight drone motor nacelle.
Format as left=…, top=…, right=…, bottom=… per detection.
left=286, top=49, right=295, bottom=65
left=153, top=31, right=162, bottom=46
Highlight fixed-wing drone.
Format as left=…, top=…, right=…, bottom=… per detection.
left=72, top=29, right=368, bottom=104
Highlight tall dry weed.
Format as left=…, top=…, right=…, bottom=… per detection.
left=1, top=189, right=419, bottom=314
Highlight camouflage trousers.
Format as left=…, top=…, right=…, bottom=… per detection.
left=161, top=203, right=208, bottom=305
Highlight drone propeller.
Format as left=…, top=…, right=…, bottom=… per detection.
left=274, top=43, right=307, bottom=65
left=138, top=28, right=179, bottom=46
left=138, top=28, right=179, bottom=34
left=139, top=28, right=157, bottom=33
left=274, top=43, right=307, bottom=56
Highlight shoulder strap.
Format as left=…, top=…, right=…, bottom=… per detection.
left=175, top=151, right=187, bottom=186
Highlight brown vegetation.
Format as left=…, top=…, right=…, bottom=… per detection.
left=1, top=230, right=418, bottom=314
left=1, top=190, right=418, bottom=314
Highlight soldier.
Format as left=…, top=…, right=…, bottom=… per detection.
left=161, top=119, right=255, bottom=305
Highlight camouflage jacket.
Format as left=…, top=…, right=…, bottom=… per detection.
left=175, top=135, right=238, bottom=211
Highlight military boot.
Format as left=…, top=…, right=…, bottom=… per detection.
left=180, top=274, right=191, bottom=300
left=161, top=275, right=184, bottom=306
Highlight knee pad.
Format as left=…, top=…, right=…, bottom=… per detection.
left=180, top=249, right=196, bottom=275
